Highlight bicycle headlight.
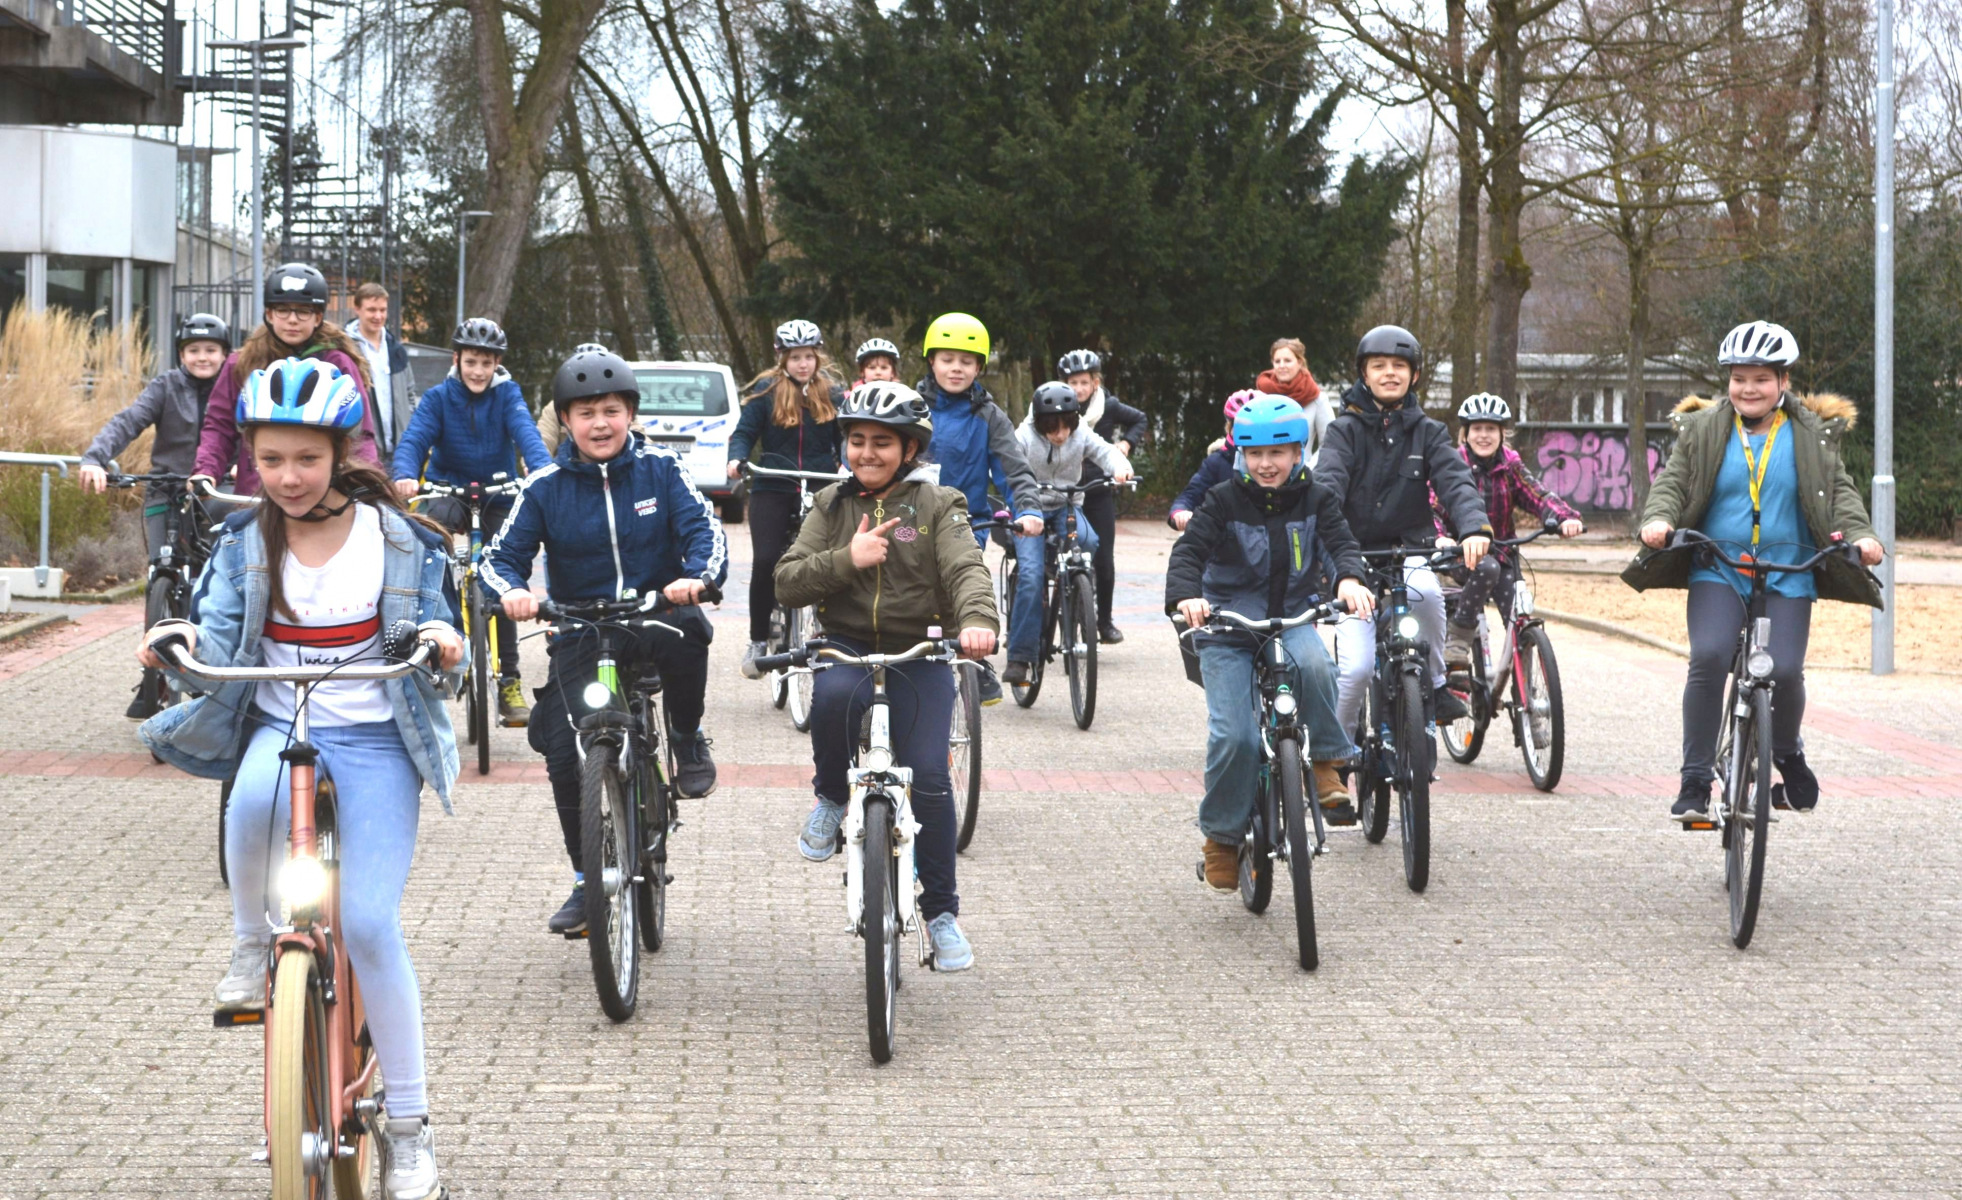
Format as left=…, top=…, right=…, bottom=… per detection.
left=1747, top=649, right=1775, bottom=679
left=281, top=857, right=328, bottom=907
left=1273, top=692, right=1298, bottom=717
left=582, top=681, right=613, bottom=710
left=1397, top=615, right=1421, bottom=639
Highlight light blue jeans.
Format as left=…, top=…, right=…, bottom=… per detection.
left=1008, top=507, right=1097, bottom=663
left=227, top=718, right=430, bottom=1117
left=1197, top=625, right=1353, bottom=846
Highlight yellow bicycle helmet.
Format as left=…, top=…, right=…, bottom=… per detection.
left=922, top=312, right=990, bottom=359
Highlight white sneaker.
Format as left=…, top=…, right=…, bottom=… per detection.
left=383, top=1116, right=442, bottom=1200
left=213, top=935, right=270, bottom=1009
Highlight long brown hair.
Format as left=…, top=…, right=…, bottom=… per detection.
left=233, top=319, right=375, bottom=395
left=247, top=426, right=445, bottom=622
left=744, top=351, right=840, bottom=427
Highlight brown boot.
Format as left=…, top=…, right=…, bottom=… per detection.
left=1314, top=761, right=1358, bottom=827
left=1199, top=839, right=1238, bottom=892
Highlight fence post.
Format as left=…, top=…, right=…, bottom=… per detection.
left=36, top=469, right=52, bottom=589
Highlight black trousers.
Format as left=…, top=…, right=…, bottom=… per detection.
left=526, top=617, right=711, bottom=872
left=1080, top=484, right=1118, bottom=627
left=419, top=494, right=522, bottom=678
left=1448, top=556, right=1516, bottom=627
left=745, top=490, right=799, bottom=642
left=1682, top=582, right=1811, bottom=784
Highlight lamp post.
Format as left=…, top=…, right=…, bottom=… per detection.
left=1873, top=0, right=1896, bottom=675
left=208, top=34, right=308, bottom=331
left=456, top=210, right=493, bottom=330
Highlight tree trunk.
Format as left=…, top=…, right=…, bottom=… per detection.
left=564, top=108, right=640, bottom=360
left=620, top=163, right=682, bottom=361
left=1483, top=0, right=1530, bottom=404
left=1446, top=0, right=1482, bottom=400
left=1624, top=242, right=1651, bottom=518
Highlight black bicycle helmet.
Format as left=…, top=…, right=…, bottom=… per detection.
left=552, top=348, right=637, bottom=412
left=1355, top=324, right=1423, bottom=376
left=263, top=262, right=328, bottom=310
left=1031, top=380, right=1081, bottom=416
left=452, top=317, right=509, bottom=354
left=838, top=382, right=933, bottom=451
left=1057, top=349, right=1101, bottom=378
left=174, top=312, right=231, bottom=355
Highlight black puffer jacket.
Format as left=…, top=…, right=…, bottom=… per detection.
left=1164, top=468, right=1365, bottom=647
left=1315, top=380, right=1489, bottom=550
left=1079, top=388, right=1147, bottom=484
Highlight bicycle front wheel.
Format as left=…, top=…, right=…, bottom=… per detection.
left=1396, top=666, right=1431, bottom=893
left=268, top=948, right=332, bottom=1200
left=466, top=579, right=491, bottom=774
left=1515, top=624, right=1564, bottom=791
left=1360, top=679, right=1391, bottom=844
left=142, top=577, right=176, bottom=716
left=863, top=795, right=901, bottom=1063
left=1240, top=768, right=1275, bottom=914
left=1726, top=687, right=1774, bottom=948
left=788, top=607, right=817, bottom=732
left=637, top=753, right=669, bottom=954
left=953, top=665, right=983, bottom=852
left=1064, top=571, right=1098, bottom=729
left=1277, top=738, right=1318, bottom=971
left=580, top=744, right=640, bottom=1021
left=1442, top=625, right=1488, bottom=764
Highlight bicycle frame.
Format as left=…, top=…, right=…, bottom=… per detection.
left=419, top=478, right=523, bottom=680
left=841, top=660, right=924, bottom=950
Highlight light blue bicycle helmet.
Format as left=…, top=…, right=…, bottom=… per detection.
left=1232, top=393, right=1309, bottom=446
left=236, top=357, right=366, bottom=432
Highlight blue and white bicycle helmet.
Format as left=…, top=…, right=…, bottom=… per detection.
left=236, top=358, right=366, bottom=432
left=1455, top=392, right=1512, bottom=424
left=1232, top=393, right=1310, bottom=446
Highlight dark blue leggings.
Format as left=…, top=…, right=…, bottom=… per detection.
left=809, top=635, right=959, bottom=920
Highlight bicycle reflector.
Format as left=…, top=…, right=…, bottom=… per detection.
left=281, top=857, right=328, bottom=907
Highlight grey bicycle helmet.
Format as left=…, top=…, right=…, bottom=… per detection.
left=854, top=337, right=899, bottom=365
left=1717, top=320, right=1799, bottom=368
left=1057, top=349, right=1102, bottom=377
left=1031, top=380, right=1081, bottom=416
left=174, top=312, right=231, bottom=354
left=1455, top=392, right=1512, bottom=424
left=773, top=320, right=823, bottom=352
left=452, top=317, right=508, bottom=354
left=1355, top=324, right=1423, bottom=376
left=838, top=382, right=933, bottom=451
left=552, top=348, right=637, bottom=412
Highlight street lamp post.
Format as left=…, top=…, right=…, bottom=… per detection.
left=1873, top=0, right=1897, bottom=675
left=208, top=34, right=308, bottom=331
left=456, top=210, right=493, bottom=330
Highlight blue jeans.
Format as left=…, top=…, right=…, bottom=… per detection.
left=1196, top=626, right=1353, bottom=846
left=227, top=718, right=430, bottom=1117
left=1008, top=508, right=1097, bottom=663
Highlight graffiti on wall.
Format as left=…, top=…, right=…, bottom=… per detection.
left=1526, top=429, right=1670, bottom=512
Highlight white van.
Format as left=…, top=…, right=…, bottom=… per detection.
left=629, top=360, right=746, bottom=521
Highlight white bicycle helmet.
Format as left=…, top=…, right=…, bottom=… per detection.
left=1455, top=392, right=1513, bottom=424
left=1717, top=320, right=1800, bottom=367
left=773, top=320, right=823, bottom=352
left=855, top=337, right=899, bottom=365
left=236, top=358, right=365, bottom=432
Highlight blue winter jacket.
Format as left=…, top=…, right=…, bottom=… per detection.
left=1168, top=445, right=1238, bottom=526
left=483, top=431, right=729, bottom=606
left=916, top=377, right=1041, bottom=521
left=390, top=368, right=552, bottom=487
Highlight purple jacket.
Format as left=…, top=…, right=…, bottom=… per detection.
left=1429, top=443, right=1578, bottom=545
left=194, top=348, right=380, bottom=494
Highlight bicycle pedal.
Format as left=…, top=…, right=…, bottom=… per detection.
left=213, top=1005, right=265, bottom=1028
left=1679, top=818, right=1717, bottom=832
left=1770, top=783, right=1791, bottom=811
left=560, top=928, right=589, bottom=940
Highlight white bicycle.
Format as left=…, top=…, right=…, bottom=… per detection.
left=754, top=633, right=961, bottom=1063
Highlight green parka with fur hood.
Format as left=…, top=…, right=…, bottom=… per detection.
left=1620, top=391, right=1882, bottom=607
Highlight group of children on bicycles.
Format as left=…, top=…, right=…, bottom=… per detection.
left=94, top=247, right=1884, bottom=1198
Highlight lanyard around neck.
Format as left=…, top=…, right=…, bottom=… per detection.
left=1733, top=409, right=1786, bottom=549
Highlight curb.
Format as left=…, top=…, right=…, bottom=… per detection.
left=0, top=611, right=72, bottom=644
left=60, top=579, right=146, bottom=605
left=1536, top=606, right=1689, bottom=658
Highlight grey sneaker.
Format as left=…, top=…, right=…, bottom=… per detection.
left=382, top=1116, right=441, bottom=1200
left=740, top=640, right=768, bottom=681
left=927, top=912, right=974, bottom=971
left=213, top=934, right=270, bottom=1009
left=799, top=799, right=845, bottom=862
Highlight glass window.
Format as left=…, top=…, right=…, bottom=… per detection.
left=127, top=264, right=154, bottom=341
left=634, top=368, right=730, bottom=417
left=47, top=255, right=116, bottom=327
left=0, top=255, right=26, bottom=333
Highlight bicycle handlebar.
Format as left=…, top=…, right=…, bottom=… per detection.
left=152, top=630, right=439, bottom=685
left=482, top=580, right=723, bottom=624
left=415, top=475, right=523, bottom=502
left=741, top=463, right=850, bottom=484
left=1665, top=528, right=1859, bottom=575
left=188, top=477, right=259, bottom=505
left=1174, top=598, right=1350, bottom=639
left=105, top=471, right=196, bottom=488
left=753, top=637, right=960, bottom=674
left=1034, top=478, right=1138, bottom=498
left=1493, top=516, right=1564, bottom=548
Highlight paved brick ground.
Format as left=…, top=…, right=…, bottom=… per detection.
left=2, top=520, right=1958, bottom=1197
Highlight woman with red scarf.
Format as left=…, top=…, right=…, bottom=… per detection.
left=1256, top=337, right=1333, bottom=466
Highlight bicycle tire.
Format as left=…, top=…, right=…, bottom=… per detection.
left=466, top=580, right=491, bottom=774
left=1441, top=624, right=1487, bottom=765
left=1516, top=624, right=1564, bottom=791
left=636, top=750, right=669, bottom=954
left=1240, top=768, right=1275, bottom=914
left=580, top=744, right=639, bottom=1021
left=1277, top=737, right=1318, bottom=971
left=863, top=795, right=901, bottom=1063
left=1013, top=579, right=1046, bottom=707
left=217, top=780, right=232, bottom=886
left=268, top=948, right=331, bottom=1200
left=1065, top=571, right=1098, bottom=729
left=1397, top=665, right=1431, bottom=893
left=142, top=577, right=175, bottom=715
left=769, top=604, right=790, bottom=710
left=1726, top=687, right=1774, bottom=948
left=331, top=1046, right=380, bottom=1199
left=953, top=665, right=984, bottom=852
left=789, top=608, right=817, bottom=732
left=1360, top=679, right=1391, bottom=844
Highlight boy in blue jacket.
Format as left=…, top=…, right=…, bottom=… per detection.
left=392, top=318, right=553, bottom=724
left=484, top=348, right=729, bottom=935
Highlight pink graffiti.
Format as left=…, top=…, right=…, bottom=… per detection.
left=1536, top=432, right=1664, bottom=511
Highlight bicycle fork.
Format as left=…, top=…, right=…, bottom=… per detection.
left=843, top=700, right=926, bottom=964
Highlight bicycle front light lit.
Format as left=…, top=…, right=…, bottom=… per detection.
left=1397, top=615, right=1421, bottom=639
left=1272, top=692, right=1298, bottom=717
left=582, top=681, right=613, bottom=709
left=281, top=857, right=328, bottom=907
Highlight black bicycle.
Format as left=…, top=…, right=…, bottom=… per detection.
left=1439, top=518, right=1566, bottom=790
left=998, top=480, right=1131, bottom=729
left=1350, top=546, right=1462, bottom=893
left=493, top=585, right=718, bottom=1020
left=415, top=474, right=524, bottom=775
left=742, top=460, right=848, bottom=732
left=1666, top=530, right=1865, bottom=948
left=1178, top=600, right=1348, bottom=970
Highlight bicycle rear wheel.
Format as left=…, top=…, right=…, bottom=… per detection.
left=1516, top=624, right=1564, bottom=791
left=267, top=948, right=332, bottom=1200
left=1396, top=666, right=1431, bottom=893
left=1442, top=623, right=1488, bottom=764
left=1360, top=679, right=1391, bottom=844
left=769, top=605, right=790, bottom=709
left=788, top=608, right=817, bottom=732
left=1240, top=768, right=1275, bottom=913
left=953, top=665, right=984, bottom=852
left=1064, top=571, right=1098, bottom=729
left=466, top=579, right=491, bottom=774
left=580, top=744, right=640, bottom=1021
left=1277, top=738, right=1318, bottom=971
left=1725, top=688, right=1774, bottom=948
left=863, top=795, right=901, bottom=1063
left=637, top=751, right=670, bottom=954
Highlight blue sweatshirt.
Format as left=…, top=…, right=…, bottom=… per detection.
left=390, top=368, right=552, bottom=487
left=1168, top=445, right=1237, bottom=526
left=483, top=432, right=729, bottom=603
left=916, top=377, right=1041, bottom=520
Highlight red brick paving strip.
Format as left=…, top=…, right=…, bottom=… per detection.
left=0, top=601, right=145, bottom=683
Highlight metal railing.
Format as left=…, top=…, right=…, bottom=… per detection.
left=54, top=0, right=172, bottom=75
left=0, top=451, right=115, bottom=591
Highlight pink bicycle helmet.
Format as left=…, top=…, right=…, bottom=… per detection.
left=1222, top=389, right=1259, bottom=447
